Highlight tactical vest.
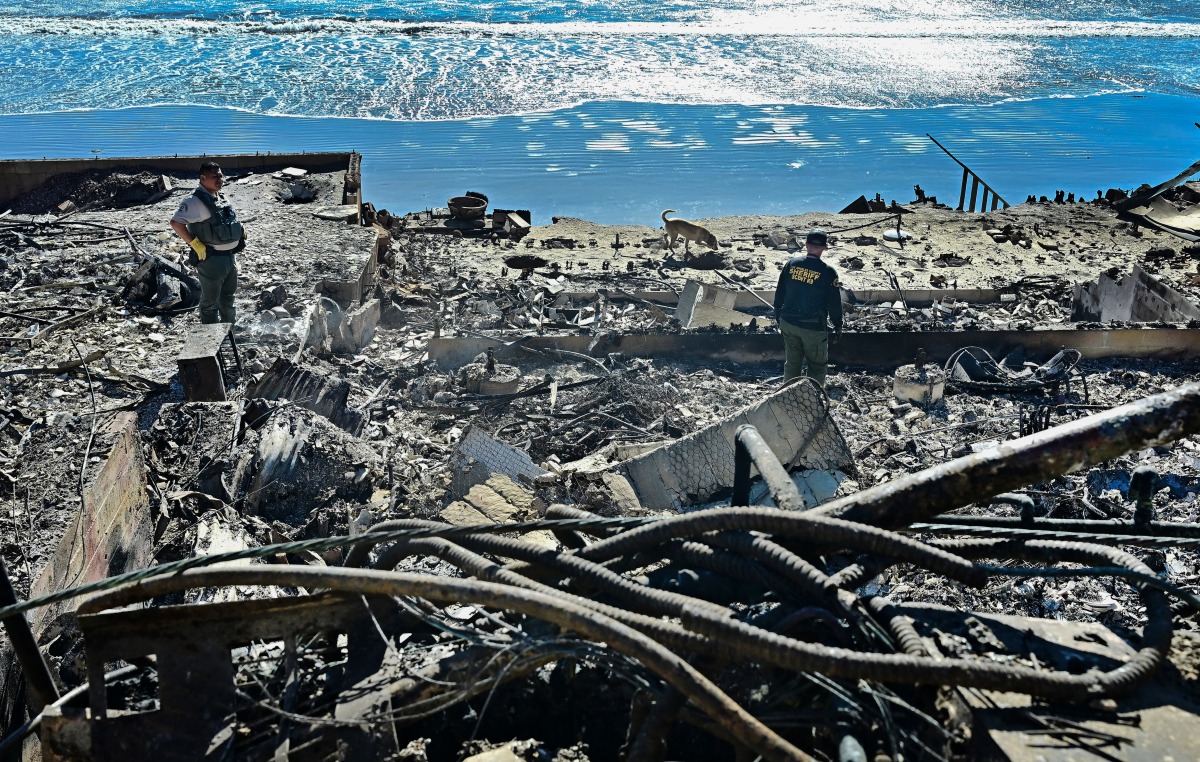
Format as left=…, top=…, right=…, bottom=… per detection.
left=186, top=187, right=244, bottom=246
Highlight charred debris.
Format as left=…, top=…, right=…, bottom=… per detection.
left=1, top=155, right=1200, bottom=762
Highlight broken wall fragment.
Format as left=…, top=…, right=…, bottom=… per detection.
left=602, top=380, right=854, bottom=511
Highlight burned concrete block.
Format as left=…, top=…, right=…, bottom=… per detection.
left=605, top=380, right=854, bottom=511
left=176, top=322, right=241, bottom=402
left=459, top=357, right=521, bottom=395
left=676, top=280, right=703, bottom=327
left=303, top=298, right=333, bottom=355
left=331, top=298, right=381, bottom=354
left=677, top=280, right=748, bottom=329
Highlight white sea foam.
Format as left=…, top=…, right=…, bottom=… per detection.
left=4, top=15, right=1200, bottom=38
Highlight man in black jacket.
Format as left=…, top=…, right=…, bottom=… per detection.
left=773, top=229, right=843, bottom=386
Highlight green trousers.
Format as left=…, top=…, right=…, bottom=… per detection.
left=196, top=254, right=237, bottom=325
left=779, top=318, right=829, bottom=386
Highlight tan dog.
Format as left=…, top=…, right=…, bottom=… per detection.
left=662, top=209, right=719, bottom=253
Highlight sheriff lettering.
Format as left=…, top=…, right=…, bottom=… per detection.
left=787, top=265, right=830, bottom=285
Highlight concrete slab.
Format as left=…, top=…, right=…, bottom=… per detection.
left=331, top=298, right=381, bottom=354
left=896, top=603, right=1200, bottom=762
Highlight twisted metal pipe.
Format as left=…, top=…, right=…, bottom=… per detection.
left=671, top=538, right=1170, bottom=700
left=865, top=597, right=927, bottom=657
left=398, top=528, right=1166, bottom=700
left=370, top=536, right=716, bottom=656
left=705, top=532, right=838, bottom=603
left=575, top=508, right=985, bottom=588
left=670, top=540, right=795, bottom=601
left=928, top=538, right=1173, bottom=698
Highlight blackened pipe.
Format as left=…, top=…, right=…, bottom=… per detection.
left=370, top=536, right=716, bottom=656
left=576, top=507, right=986, bottom=589
left=807, top=381, right=1200, bottom=528
left=734, top=424, right=806, bottom=511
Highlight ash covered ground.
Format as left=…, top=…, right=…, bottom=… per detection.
left=1, top=166, right=1199, bottom=761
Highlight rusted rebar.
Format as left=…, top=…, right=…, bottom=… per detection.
left=78, top=566, right=814, bottom=762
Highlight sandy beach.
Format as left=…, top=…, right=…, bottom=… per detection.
left=457, top=198, right=1199, bottom=298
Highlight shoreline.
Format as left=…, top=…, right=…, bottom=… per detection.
left=3, top=92, right=1200, bottom=226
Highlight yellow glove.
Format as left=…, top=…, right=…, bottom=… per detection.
left=189, top=237, right=207, bottom=261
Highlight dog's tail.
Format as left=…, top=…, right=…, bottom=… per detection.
left=661, top=209, right=676, bottom=223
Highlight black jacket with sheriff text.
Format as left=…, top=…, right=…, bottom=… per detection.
left=773, top=254, right=843, bottom=332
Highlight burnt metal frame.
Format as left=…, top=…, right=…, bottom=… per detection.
left=0, top=558, right=60, bottom=715
left=927, top=134, right=1010, bottom=212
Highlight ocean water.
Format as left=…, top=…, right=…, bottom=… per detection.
left=2, top=1, right=1199, bottom=224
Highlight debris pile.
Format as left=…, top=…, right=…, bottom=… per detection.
left=1, top=160, right=1200, bottom=761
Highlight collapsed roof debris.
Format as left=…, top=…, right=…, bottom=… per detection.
left=1114, top=158, right=1200, bottom=242
left=1, top=154, right=1200, bottom=761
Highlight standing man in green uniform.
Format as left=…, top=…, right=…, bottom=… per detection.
left=773, top=229, right=843, bottom=386
left=170, top=162, right=245, bottom=324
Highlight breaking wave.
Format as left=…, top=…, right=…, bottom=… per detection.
left=1, top=2, right=1197, bottom=121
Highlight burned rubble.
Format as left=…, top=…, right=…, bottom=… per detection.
left=1, top=155, right=1200, bottom=761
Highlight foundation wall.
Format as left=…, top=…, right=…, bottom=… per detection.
left=429, top=327, right=1200, bottom=370
left=0, top=152, right=356, bottom=208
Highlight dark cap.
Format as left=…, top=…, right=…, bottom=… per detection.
left=805, top=229, right=828, bottom=247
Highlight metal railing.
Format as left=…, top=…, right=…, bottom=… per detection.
left=927, top=134, right=1010, bottom=212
